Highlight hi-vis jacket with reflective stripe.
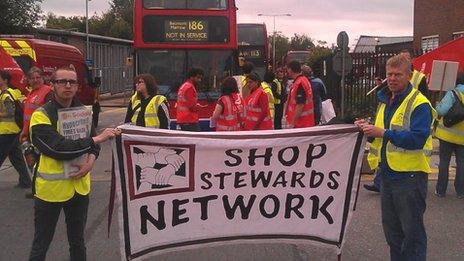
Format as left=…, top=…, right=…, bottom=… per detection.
left=410, top=70, right=426, bottom=90
left=0, top=88, right=22, bottom=135
left=367, top=88, right=436, bottom=173
left=273, top=79, right=283, bottom=104
left=130, top=95, right=167, bottom=128
left=30, top=99, right=100, bottom=202
left=244, top=87, right=273, bottom=130
left=176, top=81, right=199, bottom=124
left=285, top=75, right=315, bottom=128
left=22, top=84, right=53, bottom=139
left=261, top=82, right=275, bottom=119
left=216, top=93, right=244, bottom=131
left=435, top=90, right=464, bottom=145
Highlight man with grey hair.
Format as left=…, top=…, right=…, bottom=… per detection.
left=355, top=55, right=435, bottom=261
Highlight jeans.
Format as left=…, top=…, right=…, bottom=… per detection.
left=436, top=139, right=464, bottom=196
left=381, top=173, right=428, bottom=261
left=0, top=134, right=31, bottom=187
left=373, top=169, right=381, bottom=189
left=29, top=193, right=89, bottom=261
left=179, top=123, right=200, bottom=132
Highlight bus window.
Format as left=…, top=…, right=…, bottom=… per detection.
left=143, top=0, right=227, bottom=10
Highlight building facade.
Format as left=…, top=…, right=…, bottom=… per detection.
left=414, top=0, right=464, bottom=51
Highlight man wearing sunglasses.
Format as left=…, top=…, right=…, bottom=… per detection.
left=28, top=67, right=120, bottom=261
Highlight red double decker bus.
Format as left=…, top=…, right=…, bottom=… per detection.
left=238, top=23, right=269, bottom=78
left=133, top=0, right=238, bottom=130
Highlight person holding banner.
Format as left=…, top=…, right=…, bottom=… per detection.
left=243, top=73, right=273, bottom=130
left=124, top=74, right=169, bottom=129
left=0, top=70, right=32, bottom=189
left=434, top=72, right=464, bottom=198
left=285, top=60, right=315, bottom=128
left=28, top=67, right=120, bottom=261
left=210, top=76, right=244, bottom=131
left=356, top=55, right=435, bottom=261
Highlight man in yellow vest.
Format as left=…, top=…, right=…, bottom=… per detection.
left=0, top=70, right=31, bottom=188
left=28, top=67, right=120, bottom=260
left=355, top=55, right=434, bottom=261
left=434, top=72, right=464, bottom=198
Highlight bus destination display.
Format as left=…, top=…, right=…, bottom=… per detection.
left=165, top=20, right=209, bottom=42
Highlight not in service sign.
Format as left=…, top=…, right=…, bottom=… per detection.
left=112, top=125, right=365, bottom=260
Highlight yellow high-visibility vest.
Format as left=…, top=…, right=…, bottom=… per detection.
left=131, top=95, right=167, bottom=127
left=410, top=70, right=426, bottom=90
left=261, top=82, right=275, bottom=119
left=368, top=89, right=436, bottom=173
left=434, top=91, right=464, bottom=145
left=0, top=88, right=22, bottom=134
left=30, top=108, right=91, bottom=202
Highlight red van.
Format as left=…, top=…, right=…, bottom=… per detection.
left=0, top=36, right=100, bottom=117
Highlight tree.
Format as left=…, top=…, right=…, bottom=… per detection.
left=45, top=13, right=85, bottom=32
left=0, top=0, right=43, bottom=34
left=107, top=0, right=133, bottom=39
left=290, top=34, right=315, bottom=51
left=269, top=33, right=290, bottom=67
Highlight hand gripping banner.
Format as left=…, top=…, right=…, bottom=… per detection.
left=111, top=125, right=365, bottom=260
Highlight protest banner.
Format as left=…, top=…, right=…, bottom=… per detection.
left=111, top=125, right=365, bottom=260
left=58, top=106, right=92, bottom=177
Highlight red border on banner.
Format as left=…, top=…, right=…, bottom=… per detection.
left=123, top=140, right=196, bottom=200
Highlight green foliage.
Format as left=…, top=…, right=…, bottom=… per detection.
left=45, top=13, right=85, bottom=32
left=308, top=46, right=333, bottom=75
left=0, top=0, right=43, bottom=34
left=269, top=32, right=290, bottom=66
left=44, top=0, right=133, bottom=39
left=290, top=34, right=315, bottom=51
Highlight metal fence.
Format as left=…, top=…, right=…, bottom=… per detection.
left=89, top=42, right=133, bottom=94
left=319, top=50, right=424, bottom=119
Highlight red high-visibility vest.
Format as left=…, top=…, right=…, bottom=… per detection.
left=176, top=81, right=199, bottom=124
left=286, top=75, right=315, bottom=128
left=244, top=87, right=273, bottom=130
left=23, top=84, right=52, bottom=136
left=216, top=93, right=244, bottom=131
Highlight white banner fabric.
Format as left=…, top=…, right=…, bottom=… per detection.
left=112, top=125, right=365, bottom=260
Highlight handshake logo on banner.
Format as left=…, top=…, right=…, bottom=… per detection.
left=131, top=145, right=191, bottom=195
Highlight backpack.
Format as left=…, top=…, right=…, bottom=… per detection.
left=443, top=90, right=464, bottom=127
left=5, top=90, right=24, bottom=129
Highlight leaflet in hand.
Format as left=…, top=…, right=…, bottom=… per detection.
left=58, top=106, right=92, bottom=178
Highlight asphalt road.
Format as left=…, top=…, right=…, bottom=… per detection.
left=0, top=104, right=463, bottom=261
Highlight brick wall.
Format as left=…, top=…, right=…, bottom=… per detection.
left=414, top=0, right=464, bottom=50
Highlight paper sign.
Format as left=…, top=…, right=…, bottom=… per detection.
left=429, top=60, right=459, bottom=91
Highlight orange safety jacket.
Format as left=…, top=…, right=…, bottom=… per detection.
left=286, top=75, right=315, bottom=128
left=22, top=84, right=52, bottom=139
left=244, top=87, right=273, bottom=130
left=176, top=81, right=199, bottom=124
left=216, top=93, right=244, bottom=131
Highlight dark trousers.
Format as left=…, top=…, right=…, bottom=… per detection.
left=29, top=193, right=89, bottom=261
left=436, top=139, right=464, bottom=196
left=179, top=123, right=200, bottom=132
left=0, top=133, right=31, bottom=187
left=274, top=103, right=284, bottom=129
left=381, top=173, right=427, bottom=261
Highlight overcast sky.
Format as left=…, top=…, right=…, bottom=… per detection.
left=41, top=0, right=414, bottom=47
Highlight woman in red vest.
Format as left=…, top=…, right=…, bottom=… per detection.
left=243, top=73, right=273, bottom=131
left=211, top=77, right=244, bottom=131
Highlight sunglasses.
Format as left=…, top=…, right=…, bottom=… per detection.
left=54, top=79, right=78, bottom=85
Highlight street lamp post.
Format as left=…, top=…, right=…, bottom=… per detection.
left=257, top=13, right=291, bottom=69
left=85, top=0, right=90, bottom=60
